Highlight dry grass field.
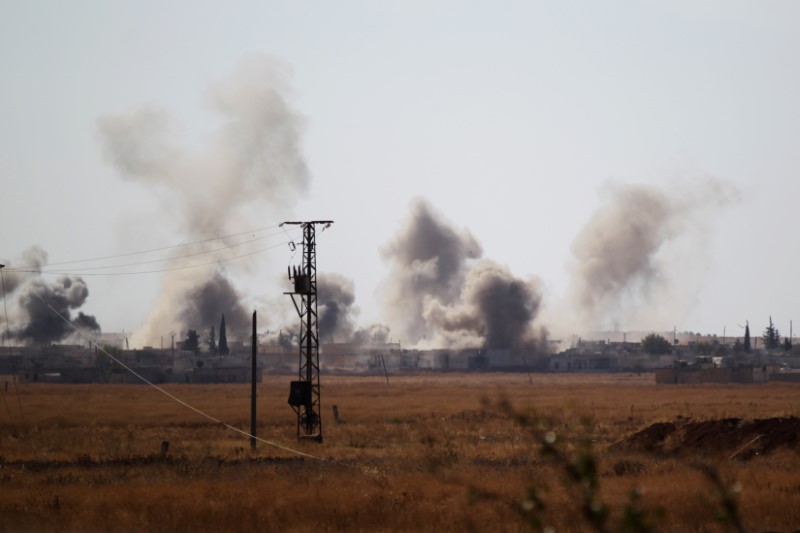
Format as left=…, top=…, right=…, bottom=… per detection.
left=2, top=372, right=800, bottom=532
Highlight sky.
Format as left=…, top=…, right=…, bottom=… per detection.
left=1, top=1, right=798, bottom=345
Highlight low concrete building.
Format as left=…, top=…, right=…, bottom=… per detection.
left=654, top=364, right=777, bottom=384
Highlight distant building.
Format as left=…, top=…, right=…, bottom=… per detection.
left=654, top=363, right=780, bottom=384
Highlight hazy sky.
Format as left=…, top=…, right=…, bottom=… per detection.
left=1, top=1, right=798, bottom=342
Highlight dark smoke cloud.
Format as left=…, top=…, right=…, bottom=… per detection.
left=73, top=312, right=101, bottom=332
left=381, top=198, right=544, bottom=350
left=317, top=273, right=392, bottom=344
left=179, top=270, right=250, bottom=337
left=98, top=54, right=310, bottom=346
left=0, top=247, right=100, bottom=344
left=15, top=276, right=100, bottom=344
left=424, top=260, right=544, bottom=350
left=380, top=198, right=481, bottom=344
left=458, top=261, right=542, bottom=349
left=317, top=273, right=356, bottom=343
left=568, top=178, right=738, bottom=330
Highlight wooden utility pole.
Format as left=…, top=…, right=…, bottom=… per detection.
left=250, top=311, right=257, bottom=450
left=380, top=354, right=389, bottom=384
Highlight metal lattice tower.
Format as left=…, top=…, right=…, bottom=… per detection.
left=282, top=220, right=332, bottom=442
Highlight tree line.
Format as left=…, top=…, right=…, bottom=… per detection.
left=182, top=314, right=230, bottom=356
left=640, top=316, right=793, bottom=355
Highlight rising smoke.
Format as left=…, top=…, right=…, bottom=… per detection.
left=317, top=273, right=356, bottom=343
left=179, top=271, right=251, bottom=335
left=1, top=246, right=47, bottom=294
left=424, top=260, right=544, bottom=350
left=567, top=178, right=738, bottom=331
left=1, top=247, right=101, bottom=344
left=380, top=198, right=544, bottom=351
left=98, top=54, right=310, bottom=344
left=380, top=198, right=481, bottom=344
left=317, top=273, right=391, bottom=344
left=14, top=275, right=100, bottom=344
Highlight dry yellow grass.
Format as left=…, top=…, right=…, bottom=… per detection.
left=2, top=373, right=800, bottom=531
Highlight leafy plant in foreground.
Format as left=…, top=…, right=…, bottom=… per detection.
left=472, top=398, right=745, bottom=532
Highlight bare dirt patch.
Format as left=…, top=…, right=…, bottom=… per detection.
left=616, top=416, right=800, bottom=459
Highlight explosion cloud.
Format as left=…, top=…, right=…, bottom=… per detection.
left=98, top=54, right=309, bottom=344
left=568, top=178, right=738, bottom=331
left=424, top=260, right=543, bottom=350
left=380, top=198, right=544, bottom=351
left=0, top=247, right=100, bottom=345
left=1, top=246, right=47, bottom=295
left=317, top=273, right=391, bottom=344
left=380, top=198, right=481, bottom=345
left=15, top=276, right=100, bottom=344
left=179, top=271, right=251, bottom=336
left=317, top=273, right=357, bottom=343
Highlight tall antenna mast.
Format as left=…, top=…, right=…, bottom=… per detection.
left=282, top=220, right=333, bottom=442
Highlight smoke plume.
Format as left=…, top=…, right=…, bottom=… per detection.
left=1, top=246, right=47, bottom=294
left=98, top=54, right=309, bottom=235
left=380, top=198, right=544, bottom=350
left=352, top=323, right=390, bottom=345
left=317, top=273, right=391, bottom=344
left=568, top=178, right=738, bottom=331
left=0, top=247, right=100, bottom=344
left=424, top=260, right=543, bottom=350
left=15, top=276, right=101, bottom=344
left=98, top=54, right=310, bottom=345
left=179, top=270, right=251, bottom=335
left=380, top=198, right=481, bottom=344
left=317, top=273, right=357, bottom=343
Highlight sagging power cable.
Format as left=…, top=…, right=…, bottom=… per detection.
left=31, top=291, right=332, bottom=464
left=6, top=224, right=296, bottom=271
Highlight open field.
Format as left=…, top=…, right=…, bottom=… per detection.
left=2, top=373, right=800, bottom=531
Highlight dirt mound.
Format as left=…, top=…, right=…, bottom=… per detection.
left=615, top=416, right=800, bottom=459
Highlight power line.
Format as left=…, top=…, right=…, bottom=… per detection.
left=18, top=240, right=295, bottom=277
left=7, top=224, right=294, bottom=270
left=30, top=289, right=333, bottom=463
left=10, top=229, right=292, bottom=275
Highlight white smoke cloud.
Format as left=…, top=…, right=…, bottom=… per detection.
left=565, top=177, right=739, bottom=332
left=98, top=54, right=310, bottom=346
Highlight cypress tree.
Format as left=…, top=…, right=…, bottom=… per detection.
left=763, top=316, right=781, bottom=350
left=184, top=330, right=200, bottom=355
left=744, top=321, right=751, bottom=353
left=219, top=314, right=229, bottom=356
left=207, top=326, right=217, bottom=355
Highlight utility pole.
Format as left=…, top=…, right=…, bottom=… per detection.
left=282, top=220, right=333, bottom=442
left=251, top=311, right=257, bottom=450
left=0, top=265, right=11, bottom=349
